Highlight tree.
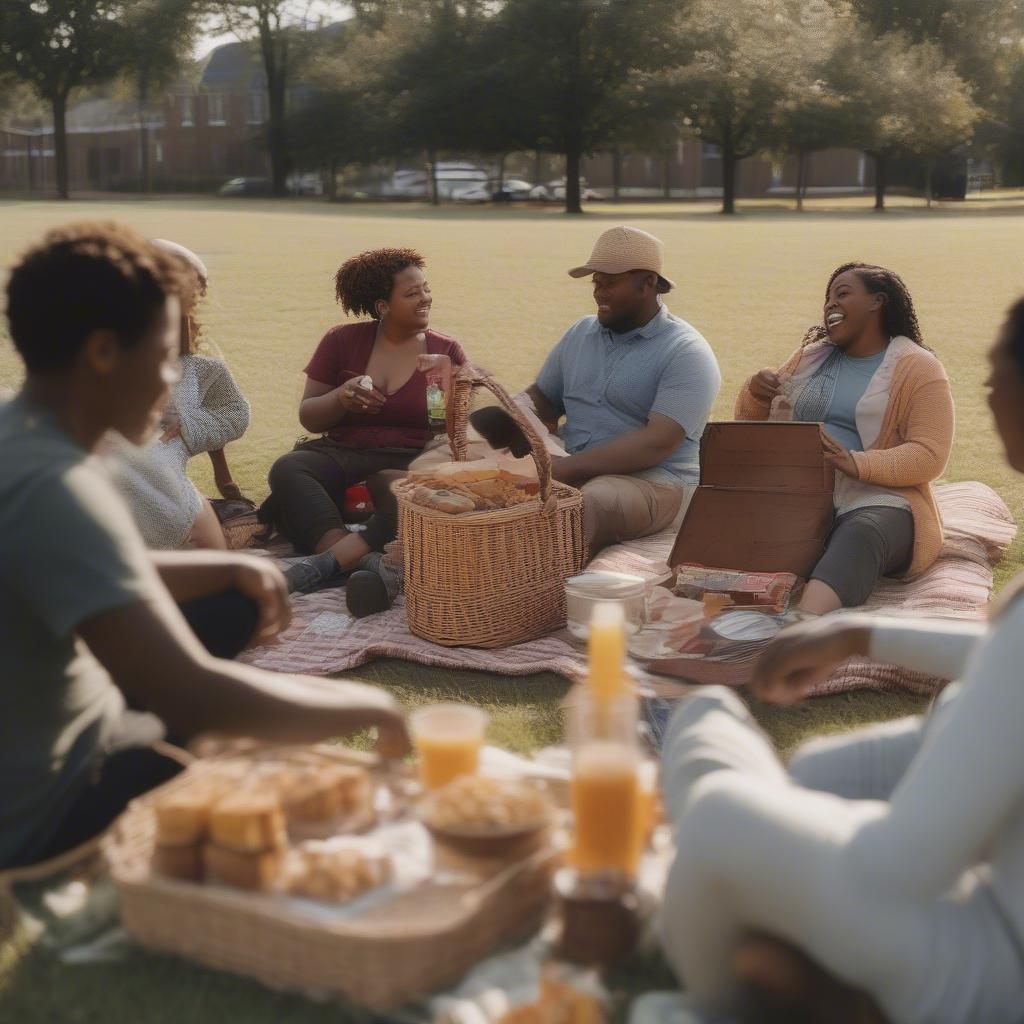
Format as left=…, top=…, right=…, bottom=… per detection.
left=123, top=0, right=199, bottom=193
left=765, top=3, right=857, bottom=211
left=488, top=0, right=677, bottom=215
left=657, top=0, right=808, bottom=214
left=207, top=1, right=318, bottom=196
left=0, top=0, right=133, bottom=199
left=832, top=29, right=979, bottom=209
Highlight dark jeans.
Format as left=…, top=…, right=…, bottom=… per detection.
left=811, top=505, right=915, bottom=607
left=265, top=441, right=415, bottom=554
left=15, top=588, right=259, bottom=869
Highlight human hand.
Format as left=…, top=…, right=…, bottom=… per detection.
left=822, top=432, right=859, bottom=478
left=371, top=706, right=413, bottom=760
left=231, top=556, right=292, bottom=644
left=336, top=376, right=387, bottom=415
left=749, top=368, right=783, bottom=403
left=160, top=410, right=182, bottom=443
left=750, top=615, right=871, bottom=704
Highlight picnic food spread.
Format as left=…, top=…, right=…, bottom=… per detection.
left=423, top=775, right=552, bottom=833
left=406, top=458, right=540, bottom=514
left=151, top=762, right=378, bottom=892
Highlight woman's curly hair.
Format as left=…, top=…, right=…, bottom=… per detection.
left=334, top=247, right=425, bottom=319
left=802, top=262, right=928, bottom=350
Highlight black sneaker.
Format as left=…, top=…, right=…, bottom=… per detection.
left=345, top=570, right=393, bottom=618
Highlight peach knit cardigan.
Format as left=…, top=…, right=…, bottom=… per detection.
left=735, top=337, right=955, bottom=577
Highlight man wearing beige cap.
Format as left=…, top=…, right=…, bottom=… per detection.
left=523, top=225, right=721, bottom=552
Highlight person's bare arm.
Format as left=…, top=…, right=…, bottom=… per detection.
left=150, top=550, right=291, bottom=646
left=549, top=412, right=685, bottom=487
left=524, top=383, right=562, bottom=433
left=298, top=376, right=386, bottom=434
left=78, top=598, right=410, bottom=757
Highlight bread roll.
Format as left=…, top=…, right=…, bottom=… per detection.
left=208, top=792, right=287, bottom=852
left=281, top=765, right=371, bottom=823
left=203, top=842, right=285, bottom=891
left=153, top=842, right=205, bottom=882
left=153, top=785, right=221, bottom=846
left=286, top=842, right=391, bottom=903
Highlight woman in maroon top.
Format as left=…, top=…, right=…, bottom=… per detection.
left=263, top=248, right=466, bottom=592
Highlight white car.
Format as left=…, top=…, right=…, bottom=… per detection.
left=529, top=178, right=605, bottom=202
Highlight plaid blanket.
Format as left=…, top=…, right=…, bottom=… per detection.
left=239, top=481, right=1016, bottom=697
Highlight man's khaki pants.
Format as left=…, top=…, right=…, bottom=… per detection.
left=582, top=475, right=693, bottom=556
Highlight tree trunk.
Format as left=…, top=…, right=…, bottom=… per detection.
left=428, top=149, right=439, bottom=205
left=662, top=154, right=671, bottom=199
left=26, top=133, right=35, bottom=193
left=873, top=152, right=887, bottom=211
left=259, top=23, right=289, bottom=197
left=533, top=149, right=543, bottom=186
left=138, top=85, right=151, bottom=194
left=497, top=152, right=506, bottom=189
left=925, top=160, right=933, bottom=208
left=565, top=144, right=583, bottom=214
left=53, top=92, right=69, bottom=200
left=612, top=147, right=621, bottom=202
left=721, top=140, right=737, bottom=215
left=328, top=157, right=337, bottom=201
left=796, top=150, right=807, bottom=212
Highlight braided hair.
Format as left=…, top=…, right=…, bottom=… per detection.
left=801, top=262, right=927, bottom=350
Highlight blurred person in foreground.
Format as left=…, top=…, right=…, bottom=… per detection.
left=658, top=298, right=1024, bottom=1023
left=0, top=222, right=409, bottom=871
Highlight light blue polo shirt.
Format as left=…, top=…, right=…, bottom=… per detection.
left=536, top=305, right=721, bottom=485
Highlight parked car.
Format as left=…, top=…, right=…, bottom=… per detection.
left=529, top=178, right=605, bottom=202
left=492, top=178, right=535, bottom=202
left=218, top=176, right=272, bottom=197
left=381, top=163, right=489, bottom=200
left=287, top=172, right=323, bottom=196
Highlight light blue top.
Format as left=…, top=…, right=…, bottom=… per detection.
left=823, top=349, right=887, bottom=452
left=535, top=305, right=721, bottom=485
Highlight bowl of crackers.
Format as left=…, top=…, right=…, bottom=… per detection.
left=417, top=775, right=554, bottom=859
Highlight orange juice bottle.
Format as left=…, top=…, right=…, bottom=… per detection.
left=569, top=602, right=642, bottom=877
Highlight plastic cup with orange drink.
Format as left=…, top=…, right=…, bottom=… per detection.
left=410, top=703, right=489, bottom=790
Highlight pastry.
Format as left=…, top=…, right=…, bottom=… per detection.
left=152, top=841, right=205, bottom=882
left=280, top=764, right=372, bottom=823
left=208, top=791, right=288, bottom=852
left=153, top=784, right=222, bottom=846
left=286, top=841, right=391, bottom=903
left=426, top=776, right=552, bottom=832
left=203, top=842, right=285, bottom=891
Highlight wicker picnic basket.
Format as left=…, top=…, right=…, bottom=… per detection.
left=103, top=747, right=559, bottom=1011
left=395, top=367, right=586, bottom=648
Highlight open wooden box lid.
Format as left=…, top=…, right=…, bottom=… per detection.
left=699, top=421, right=835, bottom=492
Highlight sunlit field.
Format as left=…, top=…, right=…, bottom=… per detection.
left=2, top=194, right=1023, bottom=1021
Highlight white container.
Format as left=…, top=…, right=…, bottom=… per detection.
left=565, top=571, right=648, bottom=640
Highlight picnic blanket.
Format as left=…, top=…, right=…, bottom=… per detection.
left=239, top=481, right=1016, bottom=697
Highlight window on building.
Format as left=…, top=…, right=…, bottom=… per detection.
left=702, top=143, right=722, bottom=159
left=208, top=93, right=226, bottom=126
left=155, top=140, right=164, bottom=164
left=248, top=91, right=266, bottom=124
left=181, top=95, right=194, bottom=127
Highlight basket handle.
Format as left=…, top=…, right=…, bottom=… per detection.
left=447, top=364, right=556, bottom=509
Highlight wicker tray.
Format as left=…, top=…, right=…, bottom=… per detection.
left=103, top=747, right=560, bottom=1011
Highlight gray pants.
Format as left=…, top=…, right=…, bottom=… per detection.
left=812, top=505, right=914, bottom=607
left=659, top=688, right=1024, bottom=1024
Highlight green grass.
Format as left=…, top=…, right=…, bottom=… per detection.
left=1, top=194, right=1020, bottom=1020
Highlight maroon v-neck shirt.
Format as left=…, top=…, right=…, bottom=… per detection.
left=304, top=321, right=467, bottom=449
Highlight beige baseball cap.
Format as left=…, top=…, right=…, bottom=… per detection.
left=568, top=225, right=674, bottom=292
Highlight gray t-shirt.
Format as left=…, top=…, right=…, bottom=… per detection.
left=535, top=305, right=721, bottom=485
left=0, top=394, right=163, bottom=866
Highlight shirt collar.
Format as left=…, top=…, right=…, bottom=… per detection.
left=601, top=302, right=669, bottom=343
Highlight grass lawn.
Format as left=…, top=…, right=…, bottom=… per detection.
left=2, top=194, right=1023, bottom=1021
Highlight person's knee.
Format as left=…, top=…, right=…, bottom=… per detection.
left=670, top=686, right=750, bottom=737
left=675, top=773, right=750, bottom=871
left=268, top=451, right=303, bottom=493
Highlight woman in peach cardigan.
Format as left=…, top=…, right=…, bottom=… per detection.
left=736, top=263, right=954, bottom=614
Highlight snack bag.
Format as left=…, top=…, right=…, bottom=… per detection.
left=673, top=564, right=803, bottom=610
left=418, top=353, right=452, bottom=429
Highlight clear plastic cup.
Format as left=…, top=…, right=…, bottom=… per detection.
left=410, top=703, right=489, bottom=790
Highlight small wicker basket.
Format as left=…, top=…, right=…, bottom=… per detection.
left=396, top=367, right=585, bottom=648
